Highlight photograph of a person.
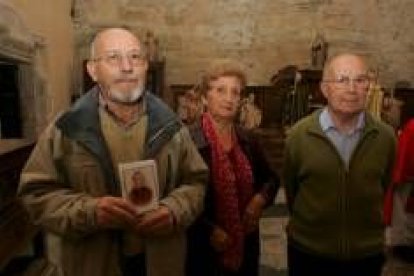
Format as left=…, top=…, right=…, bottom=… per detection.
left=119, top=159, right=159, bottom=213
left=129, top=170, right=153, bottom=206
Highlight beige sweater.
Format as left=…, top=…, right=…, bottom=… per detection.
left=100, top=107, right=148, bottom=255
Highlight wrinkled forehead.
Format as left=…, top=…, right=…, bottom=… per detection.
left=94, top=29, right=141, bottom=54
left=330, top=55, right=368, bottom=77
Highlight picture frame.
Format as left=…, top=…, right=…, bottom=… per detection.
left=118, top=159, right=159, bottom=214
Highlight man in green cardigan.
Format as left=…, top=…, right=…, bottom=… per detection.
left=284, top=53, right=396, bottom=276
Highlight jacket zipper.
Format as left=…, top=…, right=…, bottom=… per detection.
left=147, top=119, right=178, bottom=148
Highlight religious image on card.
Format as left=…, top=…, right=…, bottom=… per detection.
left=119, top=159, right=159, bottom=214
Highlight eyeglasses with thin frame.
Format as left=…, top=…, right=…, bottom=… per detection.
left=324, top=74, right=370, bottom=90
left=91, top=50, right=147, bottom=67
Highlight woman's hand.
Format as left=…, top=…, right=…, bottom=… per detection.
left=243, top=193, right=266, bottom=234
left=210, top=226, right=232, bottom=252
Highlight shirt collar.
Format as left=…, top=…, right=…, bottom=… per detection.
left=319, top=107, right=365, bottom=134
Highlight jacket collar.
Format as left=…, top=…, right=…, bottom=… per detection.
left=144, top=92, right=182, bottom=157
left=55, top=86, right=182, bottom=194
left=56, top=87, right=119, bottom=193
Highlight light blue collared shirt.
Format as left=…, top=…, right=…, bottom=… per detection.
left=319, top=108, right=365, bottom=167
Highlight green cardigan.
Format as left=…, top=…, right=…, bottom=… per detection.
left=283, top=110, right=396, bottom=260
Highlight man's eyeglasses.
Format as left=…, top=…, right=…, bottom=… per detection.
left=325, top=75, right=370, bottom=89
left=91, top=51, right=147, bottom=67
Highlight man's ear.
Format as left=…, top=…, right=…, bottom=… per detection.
left=142, top=59, right=149, bottom=72
left=86, top=60, right=98, bottom=82
left=320, top=81, right=329, bottom=99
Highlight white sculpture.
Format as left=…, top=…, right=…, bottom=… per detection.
left=177, top=88, right=203, bottom=125
left=239, top=93, right=262, bottom=129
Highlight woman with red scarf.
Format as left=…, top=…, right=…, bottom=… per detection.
left=185, top=60, right=279, bottom=276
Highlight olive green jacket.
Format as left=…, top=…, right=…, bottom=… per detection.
left=18, top=88, right=208, bottom=276
left=284, top=110, right=396, bottom=259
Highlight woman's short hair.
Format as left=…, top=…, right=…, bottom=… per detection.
left=198, top=59, right=247, bottom=95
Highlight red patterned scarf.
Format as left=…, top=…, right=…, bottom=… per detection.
left=201, top=112, right=254, bottom=271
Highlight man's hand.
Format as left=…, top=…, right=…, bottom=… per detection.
left=243, top=193, right=266, bottom=234
left=96, top=196, right=139, bottom=229
left=135, top=205, right=174, bottom=236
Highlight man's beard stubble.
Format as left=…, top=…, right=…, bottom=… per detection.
left=101, top=84, right=145, bottom=105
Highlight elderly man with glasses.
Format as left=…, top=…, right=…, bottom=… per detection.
left=18, top=27, right=208, bottom=276
left=283, top=53, right=396, bottom=276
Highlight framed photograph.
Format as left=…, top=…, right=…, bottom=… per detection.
left=118, top=159, right=159, bottom=214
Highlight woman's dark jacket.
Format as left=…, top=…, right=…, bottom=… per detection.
left=186, top=121, right=280, bottom=276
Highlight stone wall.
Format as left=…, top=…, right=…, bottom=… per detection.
left=2, top=0, right=413, bottom=131
left=8, top=0, right=74, bottom=124
left=76, top=0, right=413, bottom=88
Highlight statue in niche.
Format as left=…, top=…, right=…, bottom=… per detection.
left=144, top=31, right=159, bottom=62
left=366, top=69, right=384, bottom=120
left=239, top=93, right=262, bottom=129
left=382, top=93, right=403, bottom=130
left=177, top=87, right=203, bottom=126
left=176, top=94, right=188, bottom=122
left=311, top=32, right=328, bottom=69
